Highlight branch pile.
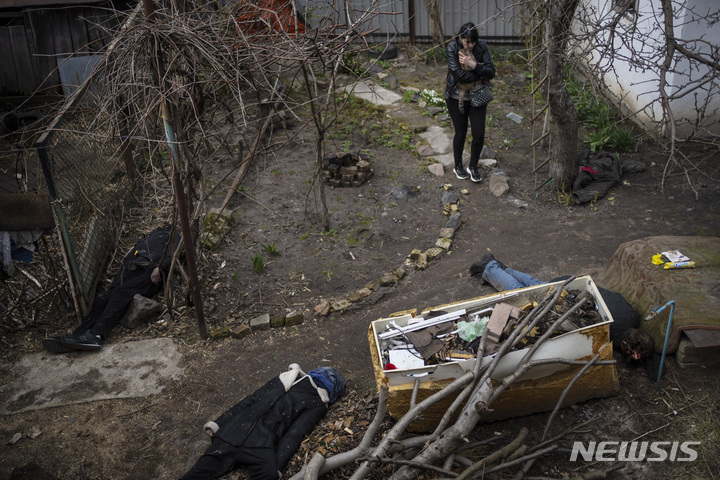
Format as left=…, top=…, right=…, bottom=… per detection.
left=290, top=278, right=620, bottom=480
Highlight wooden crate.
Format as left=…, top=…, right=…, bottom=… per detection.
left=368, top=276, right=619, bottom=432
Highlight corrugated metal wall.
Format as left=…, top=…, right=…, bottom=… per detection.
left=297, top=0, right=522, bottom=43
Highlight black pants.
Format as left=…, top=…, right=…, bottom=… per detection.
left=74, top=265, right=160, bottom=338
left=180, top=439, right=279, bottom=480
left=446, top=97, right=487, bottom=168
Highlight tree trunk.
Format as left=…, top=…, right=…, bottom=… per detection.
left=546, top=0, right=580, bottom=190
left=423, top=0, right=445, bottom=52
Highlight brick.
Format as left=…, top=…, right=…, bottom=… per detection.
left=330, top=299, right=351, bottom=312
left=487, top=303, right=521, bottom=344
left=435, top=237, right=453, bottom=250
left=230, top=324, right=252, bottom=339
left=439, top=227, right=454, bottom=239
left=285, top=311, right=304, bottom=326
left=676, top=336, right=720, bottom=368
left=270, top=314, right=286, bottom=328
left=314, top=301, right=331, bottom=316
left=425, top=247, right=443, bottom=261
left=249, top=313, right=271, bottom=332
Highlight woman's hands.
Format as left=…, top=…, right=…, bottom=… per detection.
left=458, top=49, right=477, bottom=70
left=151, top=266, right=161, bottom=284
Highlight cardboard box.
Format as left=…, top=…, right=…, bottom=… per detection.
left=368, top=276, right=619, bottom=431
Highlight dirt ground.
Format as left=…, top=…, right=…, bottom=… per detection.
left=2, top=44, right=720, bottom=480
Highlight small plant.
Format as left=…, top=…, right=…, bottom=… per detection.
left=231, top=272, right=238, bottom=282
left=584, top=130, right=611, bottom=152
left=402, top=90, right=415, bottom=103
left=342, top=53, right=366, bottom=77
left=606, top=125, right=637, bottom=152
left=251, top=254, right=264, bottom=274
left=556, top=185, right=572, bottom=206
left=422, top=45, right=446, bottom=63
left=272, top=169, right=281, bottom=177
left=261, top=243, right=280, bottom=256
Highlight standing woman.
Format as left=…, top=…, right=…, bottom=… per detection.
left=444, top=22, right=496, bottom=182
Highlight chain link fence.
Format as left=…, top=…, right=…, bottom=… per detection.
left=1, top=76, right=128, bottom=336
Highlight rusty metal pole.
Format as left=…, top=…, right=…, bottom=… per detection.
left=141, top=0, right=156, bottom=22
left=161, top=103, right=208, bottom=339
left=142, top=0, right=208, bottom=339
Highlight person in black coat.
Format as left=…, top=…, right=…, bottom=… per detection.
left=42, top=225, right=180, bottom=352
left=181, top=364, right=346, bottom=480
left=444, top=21, right=496, bottom=183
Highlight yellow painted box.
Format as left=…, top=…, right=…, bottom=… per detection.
left=368, top=276, right=619, bottom=432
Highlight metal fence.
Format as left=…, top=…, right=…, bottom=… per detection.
left=35, top=78, right=128, bottom=318
left=297, top=0, right=523, bottom=43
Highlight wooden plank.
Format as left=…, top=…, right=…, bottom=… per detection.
left=684, top=328, right=720, bottom=348
left=49, top=9, right=74, bottom=56
left=9, top=25, right=37, bottom=95
left=0, top=0, right=102, bottom=8
left=68, top=6, right=90, bottom=54
left=85, top=7, right=108, bottom=52
left=26, top=8, right=61, bottom=93
left=0, top=27, right=20, bottom=93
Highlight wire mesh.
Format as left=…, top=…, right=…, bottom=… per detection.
left=39, top=104, right=129, bottom=316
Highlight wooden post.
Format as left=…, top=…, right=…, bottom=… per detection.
left=408, top=0, right=415, bottom=46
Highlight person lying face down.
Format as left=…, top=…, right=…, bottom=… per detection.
left=468, top=252, right=664, bottom=379
left=180, top=364, right=346, bottom=480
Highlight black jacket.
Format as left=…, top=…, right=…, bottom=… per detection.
left=204, top=364, right=330, bottom=472
left=444, top=37, right=496, bottom=100
left=123, top=225, right=180, bottom=273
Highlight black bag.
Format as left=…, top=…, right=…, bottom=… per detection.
left=470, top=84, right=493, bottom=107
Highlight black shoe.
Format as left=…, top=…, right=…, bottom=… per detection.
left=467, top=166, right=482, bottom=183
left=454, top=165, right=470, bottom=180
left=60, top=330, right=102, bottom=351
left=42, top=336, right=73, bottom=354
left=469, top=253, right=496, bottom=277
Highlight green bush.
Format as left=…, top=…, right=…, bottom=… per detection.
left=566, top=69, right=637, bottom=153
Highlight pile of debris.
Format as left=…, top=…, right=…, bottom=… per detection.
left=322, top=151, right=374, bottom=187
left=378, top=289, right=602, bottom=370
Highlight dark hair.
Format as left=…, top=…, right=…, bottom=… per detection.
left=458, top=22, right=479, bottom=43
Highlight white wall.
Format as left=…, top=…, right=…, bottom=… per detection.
left=577, top=0, right=720, bottom=139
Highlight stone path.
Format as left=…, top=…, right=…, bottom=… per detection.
left=0, top=338, right=184, bottom=414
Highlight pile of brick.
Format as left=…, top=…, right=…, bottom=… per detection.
left=322, top=151, right=374, bottom=187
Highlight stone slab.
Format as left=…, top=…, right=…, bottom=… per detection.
left=0, top=338, right=184, bottom=415
left=343, top=81, right=403, bottom=106
left=419, top=126, right=452, bottom=155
